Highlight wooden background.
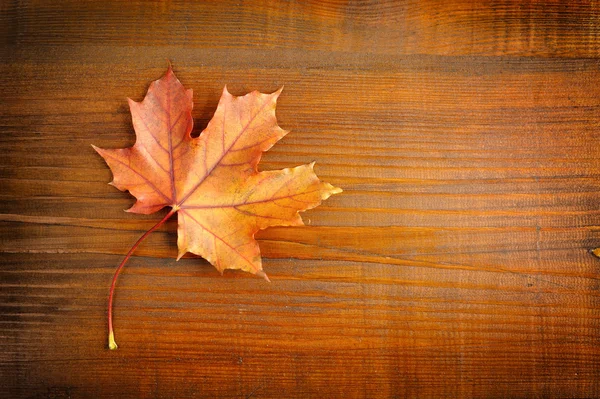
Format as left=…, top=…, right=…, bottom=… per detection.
left=2, top=1, right=600, bottom=398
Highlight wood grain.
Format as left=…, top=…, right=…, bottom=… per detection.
left=1, top=1, right=599, bottom=398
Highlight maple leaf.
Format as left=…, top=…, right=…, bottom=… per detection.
left=93, top=66, right=341, bottom=349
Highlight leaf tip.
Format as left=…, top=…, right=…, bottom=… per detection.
left=591, top=248, right=600, bottom=259
left=108, top=331, right=118, bottom=350
left=330, top=185, right=343, bottom=195
left=322, top=183, right=343, bottom=200
left=164, top=60, right=177, bottom=79
left=256, top=270, right=271, bottom=283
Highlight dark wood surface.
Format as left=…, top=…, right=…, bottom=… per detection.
left=2, top=1, right=600, bottom=398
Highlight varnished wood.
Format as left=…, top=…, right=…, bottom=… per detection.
left=1, top=1, right=599, bottom=398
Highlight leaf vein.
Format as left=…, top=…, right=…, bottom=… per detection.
left=100, top=151, right=171, bottom=203
left=180, top=209, right=259, bottom=272
left=177, top=97, right=272, bottom=205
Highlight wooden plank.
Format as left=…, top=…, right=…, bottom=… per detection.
left=3, top=1, right=600, bottom=57
left=1, top=0, right=600, bottom=398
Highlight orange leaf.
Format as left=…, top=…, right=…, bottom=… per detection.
left=94, top=66, right=341, bottom=348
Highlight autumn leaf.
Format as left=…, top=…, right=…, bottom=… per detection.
left=93, top=66, right=341, bottom=349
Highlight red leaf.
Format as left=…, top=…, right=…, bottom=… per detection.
left=94, top=66, right=341, bottom=349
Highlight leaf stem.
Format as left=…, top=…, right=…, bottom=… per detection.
left=108, top=208, right=176, bottom=350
